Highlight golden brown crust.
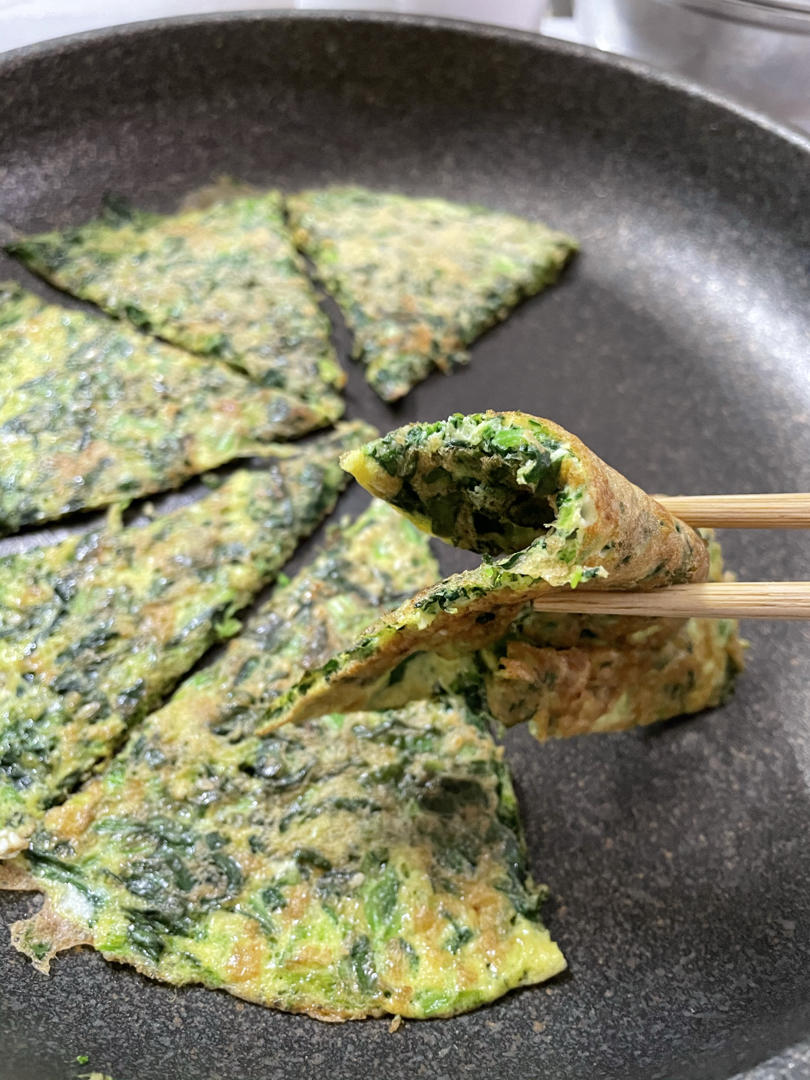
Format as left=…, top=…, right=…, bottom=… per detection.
left=488, top=618, right=743, bottom=738
left=9, top=893, right=92, bottom=974
left=0, top=858, right=36, bottom=891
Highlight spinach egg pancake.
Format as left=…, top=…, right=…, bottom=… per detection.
left=287, top=187, right=577, bottom=401
left=263, top=411, right=741, bottom=734
left=0, top=422, right=372, bottom=858
left=0, top=284, right=337, bottom=534
left=1, top=504, right=565, bottom=1019
left=343, top=409, right=608, bottom=555
left=6, top=194, right=345, bottom=412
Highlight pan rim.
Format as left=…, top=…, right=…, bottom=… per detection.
left=0, top=7, right=808, bottom=155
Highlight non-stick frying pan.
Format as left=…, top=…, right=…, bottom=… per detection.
left=0, top=14, right=809, bottom=1080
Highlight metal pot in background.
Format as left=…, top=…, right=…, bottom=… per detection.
left=569, top=0, right=810, bottom=130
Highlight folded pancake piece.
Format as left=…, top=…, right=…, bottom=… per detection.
left=6, top=193, right=345, bottom=410
left=344, top=409, right=613, bottom=556
left=483, top=610, right=743, bottom=739
left=286, top=187, right=577, bottom=401
left=2, top=504, right=565, bottom=1019
left=0, top=422, right=372, bottom=857
left=262, top=582, right=742, bottom=742
left=261, top=411, right=715, bottom=731
left=0, top=284, right=339, bottom=534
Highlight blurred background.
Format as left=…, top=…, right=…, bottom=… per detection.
left=1, top=1, right=809, bottom=131
left=1, top=0, right=809, bottom=131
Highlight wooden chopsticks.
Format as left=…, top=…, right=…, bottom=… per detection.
left=655, top=492, right=810, bottom=529
left=536, top=582, right=810, bottom=620
left=536, top=493, right=810, bottom=620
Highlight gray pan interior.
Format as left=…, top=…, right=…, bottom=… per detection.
left=0, top=13, right=809, bottom=1080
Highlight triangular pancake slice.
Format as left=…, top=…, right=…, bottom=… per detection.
left=2, top=504, right=565, bottom=1019
left=260, top=412, right=743, bottom=734
left=0, top=284, right=337, bottom=534
left=287, top=187, right=577, bottom=401
left=0, top=422, right=372, bottom=857
left=6, top=193, right=345, bottom=411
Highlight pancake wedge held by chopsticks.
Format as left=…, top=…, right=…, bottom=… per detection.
left=6, top=193, right=345, bottom=412
left=0, top=422, right=373, bottom=858
left=259, top=411, right=744, bottom=736
left=2, top=504, right=565, bottom=1019
left=287, top=187, right=577, bottom=401
left=0, top=284, right=341, bottom=534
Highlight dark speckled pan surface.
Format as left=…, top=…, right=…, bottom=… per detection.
left=1, top=14, right=809, bottom=1080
